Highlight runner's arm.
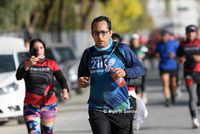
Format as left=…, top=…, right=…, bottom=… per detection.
left=123, top=44, right=145, bottom=78
left=54, top=70, right=69, bottom=92
left=16, top=62, right=28, bottom=80
left=78, top=49, right=90, bottom=78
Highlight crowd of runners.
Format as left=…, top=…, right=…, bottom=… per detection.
left=15, top=15, right=200, bottom=134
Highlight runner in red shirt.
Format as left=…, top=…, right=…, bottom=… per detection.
left=16, top=38, right=69, bottom=133
left=176, top=25, right=200, bottom=128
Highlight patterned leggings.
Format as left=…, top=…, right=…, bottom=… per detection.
left=23, top=103, right=57, bottom=134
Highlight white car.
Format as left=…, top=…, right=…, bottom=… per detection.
left=0, top=37, right=29, bottom=124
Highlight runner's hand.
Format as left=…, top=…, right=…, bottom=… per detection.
left=24, top=56, right=39, bottom=71
left=156, top=53, right=161, bottom=61
left=61, top=88, right=69, bottom=100
left=168, top=52, right=175, bottom=59
left=179, top=55, right=186, bottom=63
left=193, top=55, right=200, bottom=62
left=78, top=76, right=89, bottom=88
left=110, top=67, right=126, bottom=79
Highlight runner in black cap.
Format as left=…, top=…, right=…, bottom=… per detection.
left=186, top=25, right=197, bottom=31
left=155, top=30, right=179, bottom=107
left=176, top=24, right=200, bottom=129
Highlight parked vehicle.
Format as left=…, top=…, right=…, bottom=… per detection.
left=0, top=37, right=29, bottom=124
left=45, top=45, right=83, bottom=97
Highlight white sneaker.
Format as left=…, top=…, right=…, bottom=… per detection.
left=176, top=87, right=182, bottom=98
left=192, top=118, right=200, bottom=129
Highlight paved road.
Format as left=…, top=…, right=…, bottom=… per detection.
left=139, top=69, right=200, bottom=134
left=1, top=69, right=200, bottom=134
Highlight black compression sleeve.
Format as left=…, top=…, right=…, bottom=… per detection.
left=16, top=63, right=28, bottom=80
left=54, top=70, right=69, bottom=92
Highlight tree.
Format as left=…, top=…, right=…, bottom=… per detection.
left=0, top=0, right=39, bottom=32
left=42, top=0, right=57, bottom=31
left=73, top=0, right=95, bottom=30
left=0, top=0, right=153, bottom=35
left=101, top=0, right=144, bottom=33
left=0, top=0, right=77, bottom=33
left=130, top=0, right=153, bottom=32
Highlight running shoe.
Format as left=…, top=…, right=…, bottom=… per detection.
left=176, top=87, right=182, bottom=98
left=165, top=99, right=170, bottom=107
left=192, top=118, right=200, bottom=129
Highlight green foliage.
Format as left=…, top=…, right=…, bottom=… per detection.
left=129, top=0, right=153, bottom=32
left=101, top=0, right=143, bottom=33
left=63, top=0, right=76, bottom=30
left=47, top=0, right=76, bottom=31
left=0, top=0, right=76, bottom=32
left=0, top=0, right=39, bottom=31
left=0, top=0, right=152, bottom=33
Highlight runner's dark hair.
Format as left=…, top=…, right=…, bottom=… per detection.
left=29, top=38, right=46, bottom=52
left=91, top=16, right=111, bottom=31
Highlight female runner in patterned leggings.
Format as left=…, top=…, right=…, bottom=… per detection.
left=16, top=38, right=69, bottom=134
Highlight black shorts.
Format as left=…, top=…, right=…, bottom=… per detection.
left=88, top=110, right=134, bottom=134
left=160, top=69, right=178, bottom=77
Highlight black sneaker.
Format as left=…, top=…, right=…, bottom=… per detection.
left=165, top=99, right=170, bottom=107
